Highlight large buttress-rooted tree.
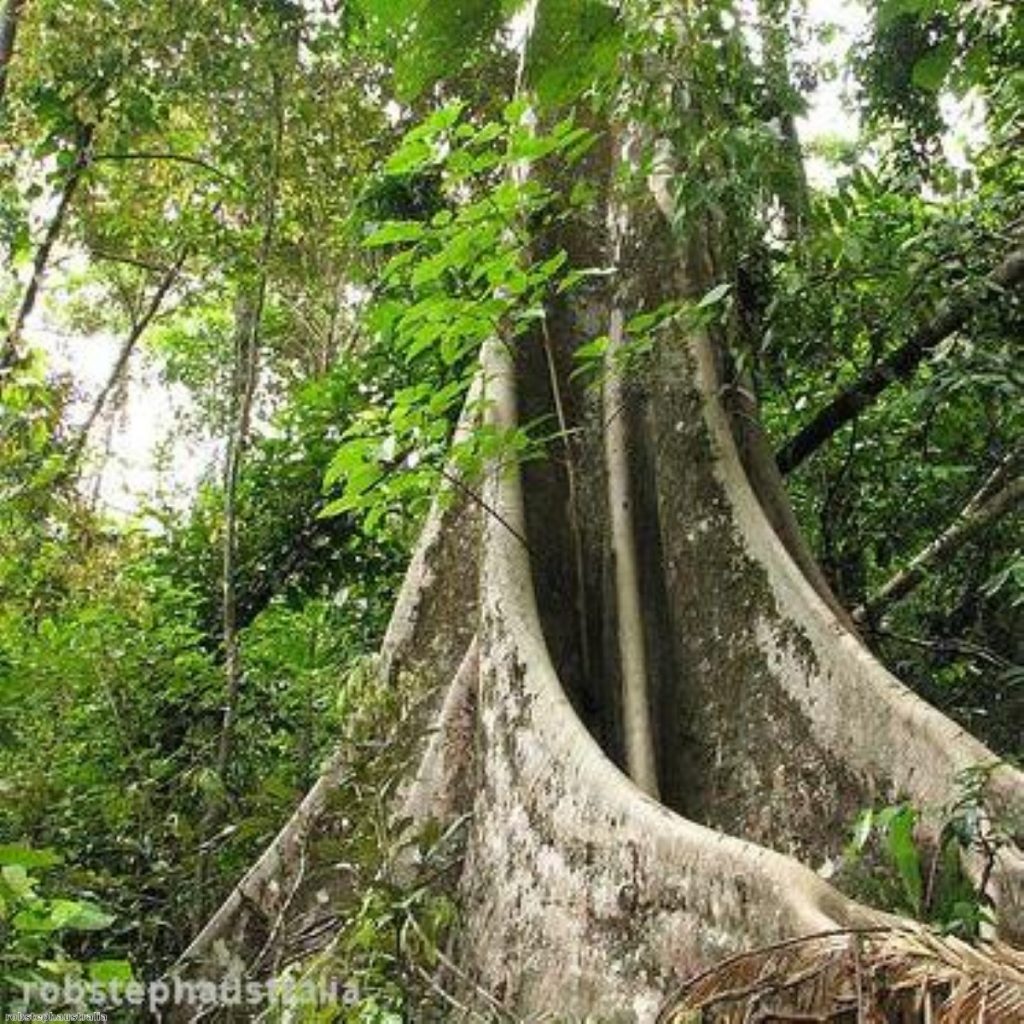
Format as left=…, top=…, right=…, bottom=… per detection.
left=174, top=94, right=1024, bottom=1024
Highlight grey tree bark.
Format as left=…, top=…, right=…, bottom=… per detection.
left=176, top=232, right=1024, bottom=1024
left=172, top=98, right=1024, bottom=1024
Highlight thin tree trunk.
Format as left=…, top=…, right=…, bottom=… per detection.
left=1, top=122, right=94, bottom=374
left=214, top=289, right=264, bottom=783
left=191, top=73, right=283, bottom=931
left=776, top=246, right=1024, bottom=475
left=190, top=285, right=263, bottom=931
left=0, top=0, right=25, bottom=111
left=64, top=251, right=186, bottom=471
left=213, top=73, right=283, bottom=789
left=853, top=459, right=1024, bottom=625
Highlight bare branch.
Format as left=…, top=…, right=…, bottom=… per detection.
left=64, top=249, right=187, bottom=471
left=89, top=247, right=178, bottom=275
left=866, top=626, right=1012, bottom=670
left=853, top=452, right=1024, bottom=625
left=90, top=150, right=241, bottom=187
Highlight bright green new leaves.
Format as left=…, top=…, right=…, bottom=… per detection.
left=364, top=221, right=428, bottom=247
left=322, top=104, right=594, bottom=533
left=0, top=847, right=62, bottom=871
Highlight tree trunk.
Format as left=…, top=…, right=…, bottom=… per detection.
left=211, top=64, right=283, bottom=801
left=1, top=122, right=94, bottom=375
left=63, top=251, right=185, bottom=474
left=214, top=289, right=262, bottom=787
left=173, top=126, right=1024, bottom=1024
left=0, top=0, right=25, bottom=111
left=190, top=288, right=263, bottom=932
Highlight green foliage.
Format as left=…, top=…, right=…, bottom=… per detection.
left=610, top=0, right=813, bottom=270
left=857, top=0, right=1022, bottom=170
left=345, top=0, right=621, bottom=108
left=0, top=351, right=404, bottom=973
left=842, top=764, right=1013, bottom=937
left=350, top=0, right=515, bottom=102
left=0, top=844, right=130, bottom=1013
left=754, top=45, right=1023, bottom=753
left=244, top=660, right=475, bottom=1023
left=526, top=0, right=623, bottom=108
left=323, top=103, right=594, bottom=534
left=0, top=0, right=1021, bottom=1005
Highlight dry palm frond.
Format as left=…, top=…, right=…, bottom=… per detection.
left=657, top=926, right=1024, bottom=1023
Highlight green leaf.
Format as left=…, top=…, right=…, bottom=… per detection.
left=847, top=809, right=873, bottom=856
left=13, top=906, right=59, bottom=932
left=878, top=0, right=927, bottom=30
left=572, top=334, right=609, bottom=365
left=50, top=899, right=115, bottom=931
left=0, top=845, right=61, bottom=870
left=387, top=0, right=512, bottom=101
left=88, top=960, right=134, bottom=984
left=526, top=0, right=623, bottom=107
left=884, top=807, right=923, bottom=913
left=502, top=97, right=529, bottom=126
left=531, top=250, right=568, bottom=284
left=404, top=100, right=465, bottom=142
left=324, top=438, right=375, bottom=490
left=911, top=41, right=955, bottom=93
left=1, top=864, right=33, bottom=897
left=363, top=220, right=426, bottom=248
left=384, top=139, right=435, bottom=176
